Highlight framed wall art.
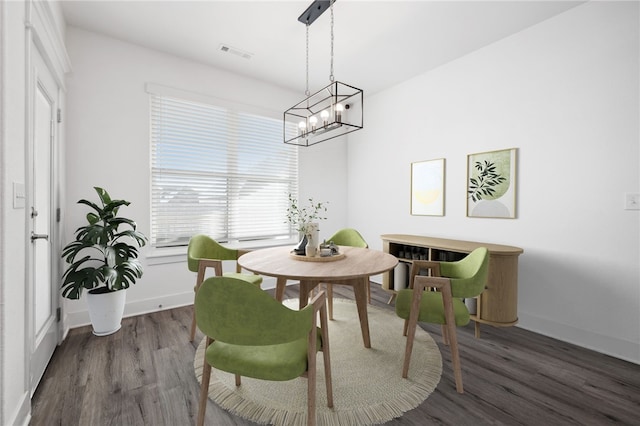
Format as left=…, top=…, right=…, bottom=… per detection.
left=411, top=158, right=445, bottom=216
left=467, top=148, right=517, bottom=218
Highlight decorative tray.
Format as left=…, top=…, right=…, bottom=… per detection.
left=289, top=251, right=346, bottom=262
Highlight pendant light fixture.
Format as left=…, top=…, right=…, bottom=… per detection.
left=284, top=0, right=363, bottom=147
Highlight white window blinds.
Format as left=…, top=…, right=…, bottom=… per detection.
left=150, top=92, right=298, bottom=248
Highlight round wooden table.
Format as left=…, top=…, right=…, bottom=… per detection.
left=238, top=245, right=398, bottom=348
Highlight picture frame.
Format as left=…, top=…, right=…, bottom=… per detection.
left=411, top=158, right=445, bottom=216
left=467, top=148, right=517, bottom=218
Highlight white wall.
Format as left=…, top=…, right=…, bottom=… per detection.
left=63, top=27, right=348, bottom=328
left=2, top=2, right=29, bottom=424
left=348, top=1, right=639, bottom=363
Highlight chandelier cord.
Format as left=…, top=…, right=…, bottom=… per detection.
left=305, top=23, right=310, bottom=97
left=329, top=1, right=334, bottom=82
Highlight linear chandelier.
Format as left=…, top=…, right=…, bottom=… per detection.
left=284, top=0, right=363, bottom=147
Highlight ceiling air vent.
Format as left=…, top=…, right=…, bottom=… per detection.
left=219, top=44, right=253, bottom=60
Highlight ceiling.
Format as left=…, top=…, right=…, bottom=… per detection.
left=60, top=0, right=583, bottom=96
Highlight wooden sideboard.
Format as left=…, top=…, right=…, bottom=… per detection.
left=381, top=234, right=524, bottom=337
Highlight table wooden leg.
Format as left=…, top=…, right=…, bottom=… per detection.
left=275, top=277, right=287, bottom=302
left=299, top=280, right=319, bottom=309
left=352, top=277, right=371, bottom=348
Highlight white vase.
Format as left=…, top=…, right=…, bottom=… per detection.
left=86, top=288, right=127, bottom=336
left=305, top=222, right=320, bottom=257
left=305, top=240, right=318, bottom=257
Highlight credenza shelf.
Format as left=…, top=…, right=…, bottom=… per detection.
left=381, top=234, right=523, bottom=337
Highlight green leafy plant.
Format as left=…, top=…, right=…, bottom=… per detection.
left=468, top=160, right=507, bottom=202
left=286, top=193, right=328, bottom=236
left=61, top=187, right=147, bottom=299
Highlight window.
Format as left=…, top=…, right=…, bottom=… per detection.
left=149, top=88, right=298, bottom=248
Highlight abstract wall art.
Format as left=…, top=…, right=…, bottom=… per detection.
left=411, top=158, right=445, bottom=216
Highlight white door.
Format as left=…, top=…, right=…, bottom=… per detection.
left=28, top=46, right=59, bottom=395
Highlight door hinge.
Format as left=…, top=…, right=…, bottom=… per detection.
left=56, top=207, right=61, bottom=223
left=57, top=108, right=62, bottom=123
left=56, top=307, right=61, bottom=322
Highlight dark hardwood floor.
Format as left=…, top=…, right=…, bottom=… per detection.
left=31, top=283, right=640, bottom=425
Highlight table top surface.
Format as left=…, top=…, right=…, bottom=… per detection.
left=238, top=245, right=398, bottom=280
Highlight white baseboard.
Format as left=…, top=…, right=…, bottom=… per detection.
left=65, top=276, right=281, bottom=329
left=7, top=390, right=30, bottom=426
left=65, top=291, right=194, bottom=329
left=517, top=311, right=640, bottom=365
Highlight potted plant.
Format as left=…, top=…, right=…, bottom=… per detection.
left=286, top=193, right=328, bottom=256
left=61, top=187, right=147, bottom=336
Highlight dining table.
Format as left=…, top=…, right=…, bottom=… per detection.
left=238, top=245, right=398, bottom=348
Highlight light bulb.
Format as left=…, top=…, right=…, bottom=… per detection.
left=335, top=103, right=344, bottom=123
left=320, top=110, right=329, bottom=126
left=298, top=121, right=306, bottom=136
left=309, top=116, right=318, bottom=132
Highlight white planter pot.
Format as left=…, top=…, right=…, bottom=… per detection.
left=86, top=289, right=127, bottom=336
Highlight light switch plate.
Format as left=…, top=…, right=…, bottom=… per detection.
left=13, top=182, right=25, bottom=209
left=625, top=193, right=640, bottom=210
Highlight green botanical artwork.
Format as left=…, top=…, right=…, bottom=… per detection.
left=468, top=160, right=508, bottom=202
left=467, top=148, right=516, bottom=218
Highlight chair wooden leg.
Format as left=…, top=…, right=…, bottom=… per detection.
left=319, top=300, right=333, bottom=408
left=474, top=294, right=482, bottom=338
left=447, top=321, right=463, bottom=393
left=307, top=318, right=318, bottom=426
left=441, top=287, right=464, bottom=393
left=402, top=314, right=419, bottom=378
left=307, top=370, right=316, bottom=426
left=190, top=312, right=198, bottom=342
left=441, top=324, right=450, bottom=345
left=235, top=374, right=241, bottom=387
left=402, top=285, right=423, bottom=378
left=387, top=293, right=396, bottom=304
left=403, top=319, right=409, bottom=337
left=190, top=286, right=199, bottom=342
left=367, top=280, right=371, bottom=304
left=327, top=284, right=334, bottom=320
left=191, top=265, right=207, bottom=342
left=197, top=342, right=212, bottom=426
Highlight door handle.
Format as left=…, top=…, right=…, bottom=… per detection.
left=31, top=232, right=49, bottom=241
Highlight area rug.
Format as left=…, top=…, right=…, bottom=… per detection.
left=194, top=298, right=442, bottom=425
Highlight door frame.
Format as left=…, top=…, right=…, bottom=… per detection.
left=24, top=0, right=71, bottom=396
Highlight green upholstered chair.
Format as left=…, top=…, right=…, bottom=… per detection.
left=187, top=234, right=262, bottom=341
left=195, top=277, right=333, bottom=426
left=395, top=247, right=489, bottom=393
left=322, top=228, right=369, bottom=320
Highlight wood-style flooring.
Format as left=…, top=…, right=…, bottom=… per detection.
left=30, top=283, right=640, bottom=425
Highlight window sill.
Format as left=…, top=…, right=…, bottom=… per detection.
left=146, top=238, right=298, bottom=266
